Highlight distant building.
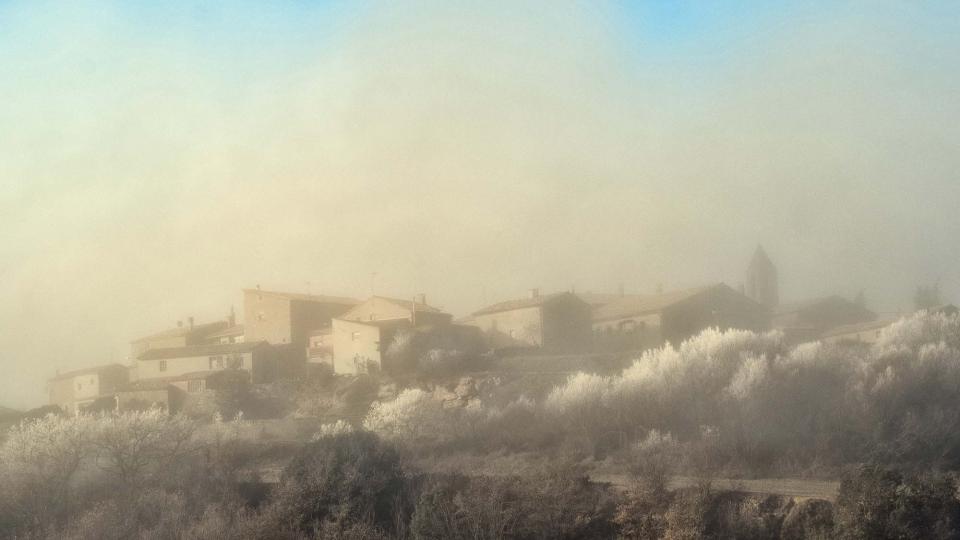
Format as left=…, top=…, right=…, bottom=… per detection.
left=773, top=296, right=876, bottom=343
left=130, top=318, right=230, bottom=360
left=592, top=283, right=770, bottom=351
left=820, top=304, right=958, bottom=345
left=820, top=318, right=897, bottom=345
left=745, top=245, right=778, bottom=308
left=205, top=324, right=245, bottom=345
left=330, top=295, right=454, bottom=375
left=466, top=290, right=593, bottom=353
left=49, top=364, right=129, bottom=416
left=243, top=288, right=358, bottom=348
left=135, top=342, right=278, bottom=384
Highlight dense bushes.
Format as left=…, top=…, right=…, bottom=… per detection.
left=256, top=431, right=406, bottom=537
left=834, top=465, right=960, bottom=540
left=410, top=463, right=616, bottom=540
left=4, top=408, right=960, bottom=539
left=361, top=311, right=960, bottom=473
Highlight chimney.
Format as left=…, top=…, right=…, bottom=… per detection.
left=529, top=288, right=540, bottom=299
left=228, top=306, right=236, bottom=327
left=415, top=293, right=426, bottom=305
left=188, top=316, right=194, bottom=330
left=618, top=283, right=625, bottom=297
left=656, top=283, right=664, bottom=294
left=177, top=320, right=183, bottom=328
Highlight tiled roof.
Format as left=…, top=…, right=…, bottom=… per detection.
left=243, top=288, right=360, bottom=305
left=369, top=296, right=447, bottom=314
left=774, top=296, right=843, bottom=315
left=338, top=296, right=449, bottom=322
left=472, top=292, right=580, bottom=316
left=138, top=341, right=268, bottom=361
left=131, top=320, right=228, bottom=344
left=50, top=363, right=127, bottom=382
left=120, top=370, right=231, bottom=391
left=205, top=324, right=244, bottom=339
left=821, top=318, right=897, bottom=339
left=575, top=292, right=647, bottom=308
left=592, top=284, right=725, bottom=322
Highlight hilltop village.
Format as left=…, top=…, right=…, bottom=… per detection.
left=46, top=247, right=952, bottom=415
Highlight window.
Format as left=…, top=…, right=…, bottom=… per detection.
left=619, top=320, right=637, bottom=333
left=351, top=331, right=361, bottom=341
left=209, top=356, right=224, bottom=370
left=257, top=312, right=264, bottom=321
left=159, top=360, right=167, bottom=372
left=77, top=382, right=82, bottom=391
left=187, top=380, right=203, bottom=393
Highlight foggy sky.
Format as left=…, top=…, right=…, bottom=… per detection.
left=2, top=1, right=959, bottom=408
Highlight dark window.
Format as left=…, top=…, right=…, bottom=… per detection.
left=187, top=380, right=202, bottom=393
left=159, top=360, right=167, bottom=372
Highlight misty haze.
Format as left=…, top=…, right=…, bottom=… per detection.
left=2, top=1, right=960, bottom=539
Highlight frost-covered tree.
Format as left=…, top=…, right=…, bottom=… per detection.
left=0, top=413, right=94, bottom=530
left=91, top=408, right=197, bottom=487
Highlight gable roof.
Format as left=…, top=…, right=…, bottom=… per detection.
left=592, top=284, right=734, bottom=322
left=339, top=296, right=448, bottom=321
left=119, top=370, right=226, bottom=392
left=243, top=288, right=359, bottom=305
left=131, top=320, right=229, bottom=344
left=50, top=363, right=127, bottom=382
left=774, top=295, right=873, bottom=316
left=472, top=291, right=584, bottom=317
left=576, top=292, right=647, bottom=308
left=820, top=318, right=897, bottom=339
left=205, top=324, right=244, bottom=339
left=138, top=341, right=269, bottom=361
left=370, top=296, right=446, bottom=313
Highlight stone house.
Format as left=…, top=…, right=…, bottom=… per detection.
left=130, top=318, right=230, bottom=360
left=773, top=296, right=876, bottom=344
left=592, top=283, right=770, bottom=351
left=465, top=290, right=593, bottom=354
left=135, top=341, right=278, bottom=384
left=820, top=318, right=897, bottom=345
left=242, top=287, right=359, bottom=349
left=330, top=295, right=456, bottom=375
left=48, top=363, right=129, bottom=416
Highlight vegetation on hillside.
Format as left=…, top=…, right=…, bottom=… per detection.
left=5, top=310, right=960, bottom=538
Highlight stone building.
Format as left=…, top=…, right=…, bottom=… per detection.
left=48, top=363, right=129, bottom=415
left=592, top=283, right=770, bottom=351
left=243, top=287, right=358, bottom=348
left=135, top=341, right=278, bottom=384
left=330, top=295, right=455, bottom=375
left=773, top=296, right=876, bottom=343
left=130, top=318, right=229, bottom=360
left=465, top=290, right=593, bottom=354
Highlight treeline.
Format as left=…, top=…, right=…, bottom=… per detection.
left=2, top=418, right=960, bottom=539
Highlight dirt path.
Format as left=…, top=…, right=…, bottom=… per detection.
left=591, top=473, right=840, bottom=501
